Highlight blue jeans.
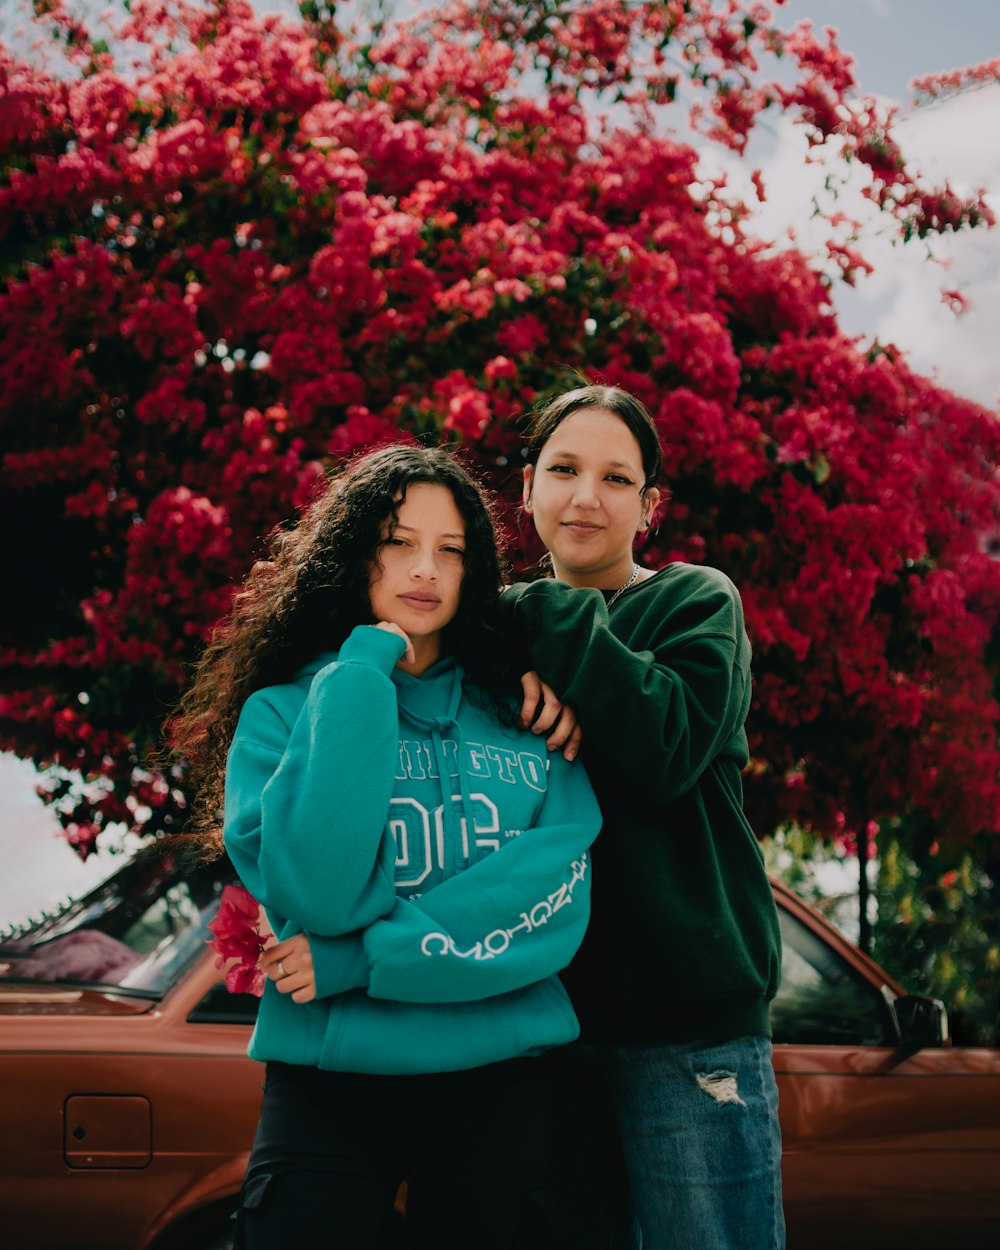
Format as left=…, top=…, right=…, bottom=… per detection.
left=588, top=1037, right=785, bottom=1250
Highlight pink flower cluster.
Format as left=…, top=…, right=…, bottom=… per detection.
left=206, top=884, right=272, bottom=996
left=1, top=0, right=998, bottom=861
left=911, top=57, right=1000, bottom=101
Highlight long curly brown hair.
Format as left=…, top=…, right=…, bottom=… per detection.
left=168, top=445, right=519, bottom=858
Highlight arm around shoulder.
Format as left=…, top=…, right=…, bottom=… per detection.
left=503, top=569, right=750, bottom=799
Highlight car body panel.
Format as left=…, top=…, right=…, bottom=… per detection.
left=1, top=864, right=997, bottom=1249
left=777, top=1047, right=999, bottom=1246
left=770, top=879, right=999, bottom=1248
left=1, top=927, right=261, bottom=1250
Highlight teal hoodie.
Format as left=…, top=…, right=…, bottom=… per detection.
left=223, top=624, right=601, bottom=1075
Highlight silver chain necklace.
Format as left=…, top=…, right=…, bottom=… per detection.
left=606, top=563, right=640, bottom=608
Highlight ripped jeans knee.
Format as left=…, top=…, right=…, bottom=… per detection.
left=587, top=1037, right=785, bottom=1250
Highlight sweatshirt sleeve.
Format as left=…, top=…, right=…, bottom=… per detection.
left=503, top=572, right=749, bottom=801
left=307, top=931, right=369, bottom=998
left=223, top=626, right=407, bottom=936
left=356, top=751, right=600, bottom=1003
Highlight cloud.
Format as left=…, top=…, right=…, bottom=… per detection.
left=0, top=754, right=131, bottom=930
left=701, top=83, right=1000, bottom=409
left=834, top=86, right=1000, bottom=407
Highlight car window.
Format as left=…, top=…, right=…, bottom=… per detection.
left=188, top=982, right=261, bottom=1025
left=770, top=905, right=890, bottom=1046
left=0, top=853, right=231, bottom=998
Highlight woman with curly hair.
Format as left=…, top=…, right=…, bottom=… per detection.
left=170, top=444, right=600, bottom=1250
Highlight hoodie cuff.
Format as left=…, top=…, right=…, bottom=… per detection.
left=309, top=931, right=370, bottom=997
left=337, top=624, right=408, bottom=675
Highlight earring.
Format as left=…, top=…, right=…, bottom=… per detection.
left=641, top=519, right=651, bottom=530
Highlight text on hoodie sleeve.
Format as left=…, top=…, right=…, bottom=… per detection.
left=358, top=749, right=600, bottom=1003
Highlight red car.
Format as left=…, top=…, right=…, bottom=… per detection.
left=0, top=851, right=997, bottom=1249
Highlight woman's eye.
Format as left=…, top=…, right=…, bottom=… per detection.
left=443, top=546, right=465, bottom=557
left=385, top=537, right=407, bottom=547
left=547, top=464, right=575, bottom=475
left=607, top=475, right=634, bottom=486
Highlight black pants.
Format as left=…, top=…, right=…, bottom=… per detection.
left=237, top=1058, right=554, bottom=1250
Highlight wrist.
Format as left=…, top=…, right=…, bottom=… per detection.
left=338, top=624, right=408, bottom=674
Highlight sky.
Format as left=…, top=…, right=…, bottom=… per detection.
left=779, top=0, right=997, bottom=100
left=724, top=0, right=1000, bottom=408
left=2, top=0, right=1000, bottom=928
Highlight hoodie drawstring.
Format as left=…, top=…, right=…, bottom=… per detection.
left=401, top=666, right=476, bottom=863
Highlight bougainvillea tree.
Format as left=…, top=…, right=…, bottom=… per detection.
left=1, top=0, right=998, bottom=877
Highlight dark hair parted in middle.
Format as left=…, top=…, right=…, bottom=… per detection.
left=524, top=385, right=663, bottom=493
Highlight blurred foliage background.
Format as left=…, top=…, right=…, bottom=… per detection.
left=767, top=828, right=998, bottom=1045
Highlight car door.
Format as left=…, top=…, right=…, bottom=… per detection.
left=771, top=894, right=1000, bottom=1250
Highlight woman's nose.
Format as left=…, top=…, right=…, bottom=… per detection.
left=411, top=550, right=439, bottom=579
left=570, top=476, right=601, bottom=507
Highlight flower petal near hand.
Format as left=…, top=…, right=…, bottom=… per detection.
left=207, top=884, right=272, bottom=996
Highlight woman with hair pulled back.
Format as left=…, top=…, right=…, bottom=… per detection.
left=172, top=444, right=600, bottom=1250
left=505, top=387, right=784, bottom=1250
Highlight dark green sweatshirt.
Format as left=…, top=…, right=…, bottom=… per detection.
left=503, top=563, right=781, bottom=1043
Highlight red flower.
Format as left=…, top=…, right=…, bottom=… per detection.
left=206, top=884, right=272, bottom=998
left=4, top=0, right=1000, bottom=863
left=940, top=288, right=972, bottom=316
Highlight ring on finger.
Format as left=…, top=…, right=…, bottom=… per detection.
left=277, top=959, right=287, bottom=979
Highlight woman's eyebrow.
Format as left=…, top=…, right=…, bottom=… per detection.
left=393, top=523, right=465, bottom=539
left=549, top=452, right=636, bottom=472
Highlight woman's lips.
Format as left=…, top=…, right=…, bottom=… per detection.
left=562, top=521, right=602, bottom=535
left=398, top=594, right=441, bottom=611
